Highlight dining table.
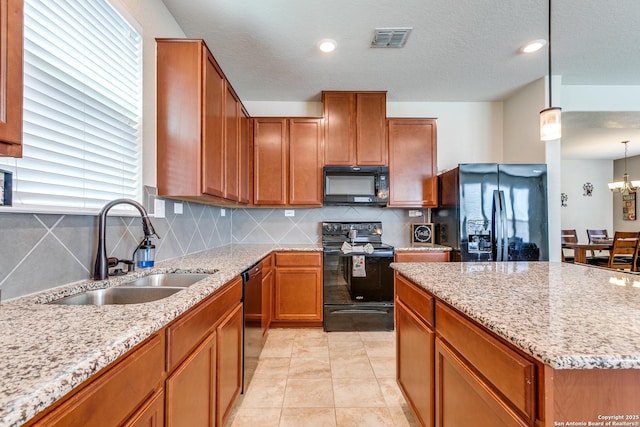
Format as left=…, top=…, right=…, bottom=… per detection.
left=561, top=240, right=613, bottom=264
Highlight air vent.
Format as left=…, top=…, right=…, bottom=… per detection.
left=370, top=28, right=412, bottom=48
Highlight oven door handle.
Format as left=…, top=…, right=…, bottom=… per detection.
left=329, top=309, right=390, bottom=315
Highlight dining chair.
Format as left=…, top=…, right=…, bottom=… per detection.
left=560, top=229, right=578, bottom=262
left=586, top=229, right=610, bottom=262
left=604, top=231, right=640, bottom=270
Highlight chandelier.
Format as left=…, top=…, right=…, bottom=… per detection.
left=608, top=141, right=640, bottom=195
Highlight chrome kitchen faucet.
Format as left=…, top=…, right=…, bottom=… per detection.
left=93, top=198, right=160, bottom=280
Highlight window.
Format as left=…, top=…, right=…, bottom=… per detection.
left=0, top=0, right=142, bottom=210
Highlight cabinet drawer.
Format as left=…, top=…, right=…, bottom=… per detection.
left=275, top=251, right=322, bottom=267
left=435, top=339, right=528, bottom=427
left=435, top=303, right=535, bottom=422
left=395, top=273, right=435, bottom=328
left=395, top=251, right=450, bottom=263
left=166, top=276, right=242, bottom=372
left=261, top=253, right=274, bottom=269
left=34, top=334, right=164, bottom=427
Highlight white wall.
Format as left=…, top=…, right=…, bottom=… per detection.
left=115, top=0, right=186, bottom=187
left=502, top=78, right=547, bottom=164
left=561, top=159, right=614, bottom=240
left=563, top=85, right=640, bottom=112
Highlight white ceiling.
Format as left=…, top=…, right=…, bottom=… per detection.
left=159, top=0, right=640, bottom=160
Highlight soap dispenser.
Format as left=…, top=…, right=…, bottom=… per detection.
left=135, top=237, right=155, bottom=268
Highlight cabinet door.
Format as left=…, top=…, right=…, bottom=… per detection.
left=202, top=47, right=226, bottom=198
left=224, top=86, right=240, bottom=201
left=396, top=299, right=434, bottom=427
left=323, top=92, right=355, bottom=165
left=253, top=118, right=287, bottom=205
left=289, top=118, right=323, bottom=206
left=216, top=303, right=243, bottom=427
left=239, top=108, right=250, bottom=204
left=261, top=258, right=274, bottom=335
left=388, top=119, right=438, bottom=207
left=124, top=389, right=165, bottom=427
left=166, top=332, right=216, bottom=427
left=355, top=92, right=386, bottom=165
left=435, top=339, right=528, bottom=427
left=274, top=267, right=322, bottom=321
left=0, top=0, right=23, bottom=157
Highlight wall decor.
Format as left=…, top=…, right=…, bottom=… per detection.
left=623, top=192, right=636, bottom=221
left=411, top=223, right=434, bottom=246
left=583, top=182, right=593, bottom=197
left=561, top=192, right=568, bottom=207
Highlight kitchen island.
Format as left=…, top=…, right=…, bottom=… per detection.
left=0, top=244, right=320, bottom=427
left=392, top=261, right=640, bottom=427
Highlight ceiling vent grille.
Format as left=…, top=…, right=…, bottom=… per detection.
left=370, top=27, right=412, bottom=48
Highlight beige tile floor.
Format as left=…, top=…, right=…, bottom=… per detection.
left=227, top=329, right=418, bottom=427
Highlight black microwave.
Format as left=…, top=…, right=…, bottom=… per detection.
left=323, top=166, right=389, bottom=206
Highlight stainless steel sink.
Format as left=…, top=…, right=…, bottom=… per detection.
left=125, top=273, right=212, bottom=288
left=50, top=286, right=183, bottom=305
left=48, top=272, right=213, bottom=305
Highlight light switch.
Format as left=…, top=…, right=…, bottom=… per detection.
left=154, top=199, right=165, bottom=218
left=221, top=208, right=226, bottom=217
left=174, top=202, right=183, bottom=214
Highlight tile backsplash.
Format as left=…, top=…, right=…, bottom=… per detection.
left=0, top=194, right=419, bottom=300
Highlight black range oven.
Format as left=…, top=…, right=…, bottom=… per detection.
left=322, top=221, right=394, bottom=332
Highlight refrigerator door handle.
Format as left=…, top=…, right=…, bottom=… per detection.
left=493, top=190, right=508, bottom=261
left=493, top=190, right=503, bottom=261
left=498, top=191, right=508, bottom=261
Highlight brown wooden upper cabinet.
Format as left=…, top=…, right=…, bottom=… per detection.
left=0, top=0, right=23, bottom=157
left=322, top=91, right=386, bottom=166
left=156, top=39, right=249, bottom=204
left=253, top=117, right=323, bottom=207
left=388, top=118, right=438, bottom=208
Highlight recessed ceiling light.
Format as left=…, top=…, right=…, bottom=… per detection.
left=521, top=39, right=547, bottom=53
left=318, top=39, right=337, bottom=53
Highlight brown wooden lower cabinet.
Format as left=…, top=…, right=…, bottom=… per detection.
left=261, top=254, right=274, bottom=335
left=396, top=299, right=435, bottom=427
left=27, top=276, right=244, bottom=427
left=396, top=272, right=640, bottom=427
left=273, top=251, right=323, bottom=325
left=396, top=272, right=537, bottom=427
left=435, top=338, right=528, bottom=427
left=216, top=303, right=243, bottom=427
left=165, top=332, right=217, bottom=426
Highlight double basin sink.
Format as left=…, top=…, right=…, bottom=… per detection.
left=49, top=273, right=212, bottom=306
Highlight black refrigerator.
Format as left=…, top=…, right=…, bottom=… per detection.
left=433, top=163, right=549, bottom=262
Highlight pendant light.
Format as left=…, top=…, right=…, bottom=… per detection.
left=540, top=0, right=562, bottom=141
left=608, top=141, right=640, bottom=195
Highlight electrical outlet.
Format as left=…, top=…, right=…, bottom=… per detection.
left=174, top=202, right=183, bottom=214
left=221, top=208, right=226, bottom=217
left=284, top=210, right=295, bottom=217
left=154, top=199, right=165, bottom=218
left=409, top=210, right=423, bottom=217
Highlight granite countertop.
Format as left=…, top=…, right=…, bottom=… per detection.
left=0, top=244, right=321, bottom=427
left=391, top=261, right=640, bottom=370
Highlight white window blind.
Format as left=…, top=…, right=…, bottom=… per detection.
left=0, top=0, right=142, bottom=210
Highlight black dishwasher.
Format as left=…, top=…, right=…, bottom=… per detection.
left=241, top=261, right=263, bottom=393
